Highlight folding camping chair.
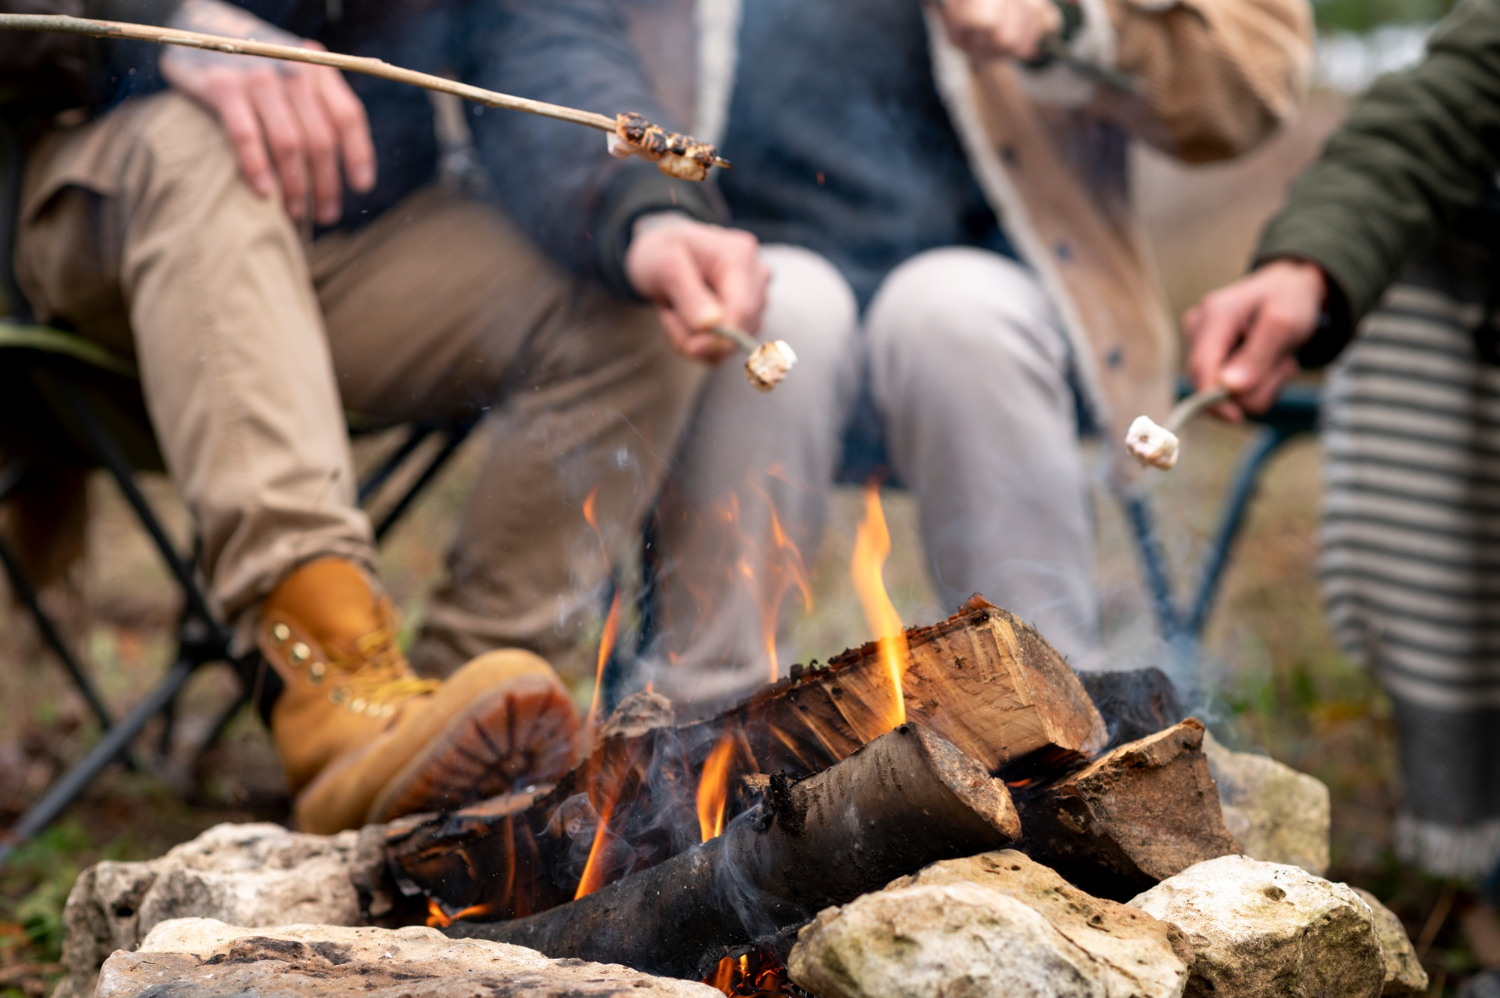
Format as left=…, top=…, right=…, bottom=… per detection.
left=0, top=112, right=481, bottom=864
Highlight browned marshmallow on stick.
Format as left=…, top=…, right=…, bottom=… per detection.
left=610, top=112, right=732, bottom=182
left=710, top=325, right=798, bottom=392
left=0, top=15, right=730, bottom=182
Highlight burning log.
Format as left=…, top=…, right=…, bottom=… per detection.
left=444, top=724, right=1022, bottom=979
left=385, top=599, right=1106, bottom=921
left=1013, top=718, right=1241, bottom=901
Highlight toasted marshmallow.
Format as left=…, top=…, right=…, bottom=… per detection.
left=1125, top=415, right=1180, bottom=470
left=746, top=340, right=797, bottom=392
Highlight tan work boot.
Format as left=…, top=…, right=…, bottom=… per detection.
left=257, top=557, right=582, bottom=834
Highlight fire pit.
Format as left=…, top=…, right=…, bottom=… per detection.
left=58, top=596, right=1425, bottom=998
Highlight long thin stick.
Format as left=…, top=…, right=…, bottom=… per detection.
left=0, top=13, right=617, bottom=133
left=1164, top=385, right=1231, bottom=433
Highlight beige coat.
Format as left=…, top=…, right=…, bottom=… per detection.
left=631, top=0, right=1314, bottom=443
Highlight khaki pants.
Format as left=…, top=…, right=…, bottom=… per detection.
left=15, top=92, right=701, bottom=671
left=650, top=245, right=1101, bottom=709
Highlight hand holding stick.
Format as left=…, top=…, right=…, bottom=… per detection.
left=1124, top=385, right=1231, bottom=470
left=710, top=326, right=798, bottom=392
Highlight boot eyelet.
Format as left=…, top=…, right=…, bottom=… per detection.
left=271, top=622, right=291, bottom=643
left=308, top=662, right=327, bottom=682
left=290, top=642, right=311, bottom=664
left=350, top=697, right=368, bottom=714
left=330, top=687, right=347, bottom=703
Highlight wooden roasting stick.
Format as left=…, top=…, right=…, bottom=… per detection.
left=0, top=13, right=730, bottom=181
left=445, top=724, right=1023, bottom=980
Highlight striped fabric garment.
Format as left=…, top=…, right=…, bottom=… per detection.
left=1321, top=283, right=1500, bottom=879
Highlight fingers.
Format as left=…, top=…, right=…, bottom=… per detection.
left=318, top=68, right=377, bottom=193
left=626, top=221, right=770, bottom=364
left=698, top=229, right=768, bottom=334
left=1184, top=260, right=1328, bottom=420
left=284, top=68, right=343, bottom=224
left=206, top=77, right=276, bottom=198
left=941, top=0, right=1057, bottom=60
left=245, top=67, right=313, bottom=219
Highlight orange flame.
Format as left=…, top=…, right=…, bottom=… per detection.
left=582, top=487, right=620, bottom=733
left=573, top=794, right=619, bottom=900
left=696, top=735, right=737, bottom=842
left=851, top=485, right=908, bottom=730
left=425, top=898, right=491, bottom=928
left=585, top=591, right=621, bottom=732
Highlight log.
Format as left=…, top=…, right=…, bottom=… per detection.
left=387, top=598, right=1105, bottom=920
left=444, top=724, right=1021, bottom=979
left=1074, top=666, right=1185, bottom=749
left=1013, top=718, right=1241, bottom=901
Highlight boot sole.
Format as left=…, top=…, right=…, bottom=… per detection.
left=367, top=673, right=582, bottom=824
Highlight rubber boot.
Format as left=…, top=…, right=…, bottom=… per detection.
left=257, top=557, right=582, bottom=833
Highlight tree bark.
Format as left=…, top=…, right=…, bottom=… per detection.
left=386, top=598, right=1105, bottom=920
left=445, top=724, right=1021, bottom=980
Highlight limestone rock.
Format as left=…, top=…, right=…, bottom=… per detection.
left=1352, top=887, right=1428, bottom=996
left=95, top=918, right=719, bottom=998
left=1130, top=855, right=1385, bottom=998
left=1203, top=731, right=1331, bottom=876
left=884, top=850, right=1188, bottom=997
left=57, top=823, right=375, bottom=998
left=789, top=882, right=1113, bottom=998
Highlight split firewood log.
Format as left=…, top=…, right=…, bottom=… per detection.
left=386, top=598, right=1106, bottom=921
left=1013, top=718, right=1242, bottom=901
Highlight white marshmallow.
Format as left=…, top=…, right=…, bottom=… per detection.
left=1125, top=415, right=1180, bottom=470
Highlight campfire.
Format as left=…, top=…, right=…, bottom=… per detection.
left=383, top=577, right=1238, bottom=991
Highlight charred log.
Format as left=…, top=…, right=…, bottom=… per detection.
left=444, top=724, right=1021, bottom=979
left=387, top=598, right=1104, bottom=920
left=1074, top=666, right=1185, bottom=749
left=1013, top=718, right=1240, bottom=901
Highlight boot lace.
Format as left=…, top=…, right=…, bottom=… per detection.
left=328, top=626, right=440, bottom=707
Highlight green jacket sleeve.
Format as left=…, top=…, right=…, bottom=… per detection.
left=1254, top=0, right=1500, bottom=363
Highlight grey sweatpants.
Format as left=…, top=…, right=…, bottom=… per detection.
left=649, top=244, right=1102, bottom=708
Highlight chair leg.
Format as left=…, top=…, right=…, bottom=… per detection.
left=0, top=531, right=120, bottom=741
left=54, top=378, right=217, bottom=626
left=1184, top=425, right=1297, bottom=639
left=0, top=657, right=196, bottom=866
left=371, top=414, right=481, bottom=542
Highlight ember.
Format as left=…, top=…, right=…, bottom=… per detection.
left=704, top=949, right=812, bottom=998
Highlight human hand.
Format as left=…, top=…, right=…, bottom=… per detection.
left=625, top=217, right=770, bottom=364
left=160, top=0, right=376, bottom=224
left=937, top=0, right=1063, bottom=61
left=1183, top=259, right=1328, bottom=420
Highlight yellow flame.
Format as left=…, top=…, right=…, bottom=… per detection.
left=696, top=735, right=737, bottom=842
left=585, top=591, right=621, bottom=733
left=851, top=485, right=908, bottom=729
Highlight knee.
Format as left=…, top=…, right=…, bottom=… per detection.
left=759, top=244, right=858, bottom=371
left=867, top=248, right=1063, bottom=366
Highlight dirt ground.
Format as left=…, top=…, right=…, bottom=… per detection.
left=4, top=92, right=1497, bottom=996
